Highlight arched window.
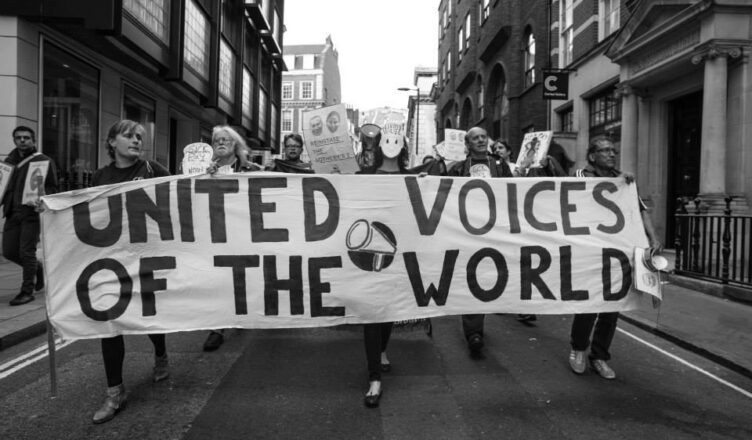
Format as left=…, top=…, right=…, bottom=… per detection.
left=524, top=29, right=536, bottom=88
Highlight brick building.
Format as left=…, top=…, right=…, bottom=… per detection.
left=402, top=67, right=438, bottom=165
left=434, top=0, right=549, bottom=154
left=549, top=0, right=752, bottom=245
left=0, top=0, right=285, bottom=178
left=280, top=35, right=342, bottom=152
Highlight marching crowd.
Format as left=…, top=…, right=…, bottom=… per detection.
left=1, top=119, right=661, bottom=424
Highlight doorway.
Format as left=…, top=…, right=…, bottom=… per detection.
left=666, top=91, right=702, bottom=245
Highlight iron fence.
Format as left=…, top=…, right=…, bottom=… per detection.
left=674, top=196, right=752, bottom=286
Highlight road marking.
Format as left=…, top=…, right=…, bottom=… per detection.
left=0, top=338, right=74, bottom=380
left=618, top=328, right=752, bottom=399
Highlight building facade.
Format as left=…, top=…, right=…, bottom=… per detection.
left=435, top=0, right=548, bottom=154
left=404, top=67, right=438, bottom=165
left=549, top=0, right=752, bottom=245
left=0, top=0, right=285, bottom=181
left=280, top=36, right=342, bottom=150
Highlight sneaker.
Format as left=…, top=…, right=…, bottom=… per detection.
left=92, top=384, right=127, bottom=424
left=568, top=350, right=586, bottom=374
left=9, top=291, right=34, bottom=306
left=590, top=359, right=616, bottom=380
left=468, top=334, right=484, bottom=357
left=203, top=331, right=224, bottom=352
left=153, top=354, right=169, bottom=382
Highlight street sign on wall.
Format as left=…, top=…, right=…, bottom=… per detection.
left=542, top=69, right=569, bottom=100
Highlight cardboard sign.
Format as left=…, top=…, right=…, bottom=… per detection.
left=41, top=174, right=651, bottom=339
left=0, top=162, right=13, bottom=201
left=21, top=161, right=49, bottom=205
left=634, top=247, right=662, bottom=301
left=302, top=104, right=359, bottom=174
left=181, top=142, right=214, bottom=175
left=516, top=131, right=553, bottom=175
left=437, top=129, right=467, bottom=162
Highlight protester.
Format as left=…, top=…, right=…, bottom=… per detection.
left=203, top=125, right=259, bottom=352
left=1, top=126, right=57, bottom=306
left=266, top=133, right=314, bottom=173
left=568, top=137, right=661, bottom=380
left=89, top=119, right=171, bottom=424
left=492, top=139, right=517, bottom=175
left=447, top=127, right=512, bottom=358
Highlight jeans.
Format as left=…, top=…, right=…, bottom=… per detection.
left=570, top=312, right=619, bottom=361
left=2, top=211, right=40, bottom=294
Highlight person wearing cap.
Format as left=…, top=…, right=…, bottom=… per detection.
left=568, top=137, right=661, bottom=380
left=447, top=127, right=513, bottom=358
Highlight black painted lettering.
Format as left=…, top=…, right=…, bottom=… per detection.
left=309, top=256, right=345, bottom=317
left=507, top=182, right=521, bottom=234
left=560, top=246, right=588, bottom=301
left=263, top=255, right=303, bottom=315
left=139, top=256, right=176, bottom=316
left=214, top=255, right=260, bottom=315
left=302, top=177, right=340, bottom=242
left=593, top=182, right=625, bottom=234
left=466, top=248, right=508, bottom=302
left=459, top=180, right=496, bottom=235
left=560, top=181, right=590, bottom=235
left=126, top=183, right=174, bottom=243
left=177, top=179, right=195, bottom=242
left=76, top=258, right=132, bottom=321
left=602, top=248, right=632, bottom=301
left=523, top=181, right=557, bottom=232
left=520, top=246, right=556, bottom=300
left=195, top=179, right=240, bottom=242
left=72, top=195, right=122, bottom=247
left=403, top=250, right=459, bottom=306
left=405, top=176, right=453, bottom=235
left=249, top=178, right=289, bottom=242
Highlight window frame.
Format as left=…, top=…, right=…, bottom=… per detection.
left=300, top=80, right=313, bottom=100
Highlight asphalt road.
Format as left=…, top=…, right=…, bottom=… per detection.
left=1, top=314, right=750, bottom=440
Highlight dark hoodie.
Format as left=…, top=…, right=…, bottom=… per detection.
left=2, top=147, right=58, bottom=217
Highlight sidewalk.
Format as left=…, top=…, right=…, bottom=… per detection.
left=0, top=259, right=750, bottom=378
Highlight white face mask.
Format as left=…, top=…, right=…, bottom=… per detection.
left=380, top=134, right=404, bottom=158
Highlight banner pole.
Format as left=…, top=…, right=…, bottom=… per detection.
left=46, top=316, right=57, bottom=398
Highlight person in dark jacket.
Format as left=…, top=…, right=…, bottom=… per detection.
left=266, top=133, right=314, bottom=174
left=89, top=119, right=171, bottom=424
left=1, top=126, right=58, bottom=305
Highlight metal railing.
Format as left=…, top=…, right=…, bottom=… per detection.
left=674, top=196, right=752, bottom=286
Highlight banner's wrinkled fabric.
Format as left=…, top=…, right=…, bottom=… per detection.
left=41, top=174, right=649, bottom=339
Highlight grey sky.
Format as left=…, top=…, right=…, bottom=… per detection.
left=284, top=0, right=438, bottom=111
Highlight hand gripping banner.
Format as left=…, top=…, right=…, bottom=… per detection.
left=41, top=174, right=651, bottom=339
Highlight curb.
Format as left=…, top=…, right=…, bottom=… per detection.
left=0, top=319, right=46, bottom=351
left=619, top=313, right=752, bottom=380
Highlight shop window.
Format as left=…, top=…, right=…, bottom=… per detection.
left=219, top=38, right=236, bottom=100
left=42, top=43, right=99, bottom=191
left=123, top=0, right=170, bottom=44
left=559, top=106, right=574, bottom=132
left=123, top=86, right=159, bottom=164
left=184, top=0, right=210, bottom=79
left=589, top=87, right=621, bottom=138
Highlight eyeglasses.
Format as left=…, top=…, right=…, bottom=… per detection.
left=214, top=137, right=234, bottom=145
left=596, top=147, right=619, bottom=155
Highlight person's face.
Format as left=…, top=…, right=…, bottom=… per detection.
left=466, top=127, right=489, bottom=156
left=284, top=138, right=303, bottom=161
left=310, top=117, right=323, bottom=136
left=110, top=129, right=144, bottom=160
left=212, top=130, right=236, bottom=159
left=495, top=143, right=510, bottom=160
left=327, top=114, right=340, bottom=133
left=590, top=141, right=618, bottom=170
left=13, top=130, right=35, bottom=153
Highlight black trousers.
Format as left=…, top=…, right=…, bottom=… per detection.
left=363, top=322, right=393, bottom=381
left=461, top=314, right=485, bottom=341
left=570, top=312, right=619, bottom=361
left=2, top=211, right=40, bottom=294
left=101, top=334, right=166, bottom=387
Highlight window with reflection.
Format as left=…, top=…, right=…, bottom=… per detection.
left=184, top=0, right=210, bottom=79
left=219, top=38, right=236, bottom=100
left=242, top=68, right=252, bottom=124
left=258, top=89, right=268, bottom=142
left=524, top=29, right=536, bottom=88
left=123, top=0, right=171, bottom=44
left=123, top=85, right=159, bottom=164
left=42, top=43, right=99, bottom=190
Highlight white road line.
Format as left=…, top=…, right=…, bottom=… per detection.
left=0, top=339, right=74, bottom=380
left=618, top=327, right=752, bottom=399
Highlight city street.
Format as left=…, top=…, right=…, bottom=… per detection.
left=1, top=313, right=750, bottom=440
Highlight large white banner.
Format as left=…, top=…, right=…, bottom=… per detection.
left=41, top=174, right=650, bottom=339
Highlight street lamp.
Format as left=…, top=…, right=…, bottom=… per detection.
left=397, top=86, right=420, bottom=159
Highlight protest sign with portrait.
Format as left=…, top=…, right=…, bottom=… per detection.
left=516, top=131, right=553, bottom=175
left=302, top=104, right=359, bottom=174
left=0, top=162, right=13, bottom=201
left=21, top=160, right=49, bottom=205
left=436, top=129, right=467, bottom=162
